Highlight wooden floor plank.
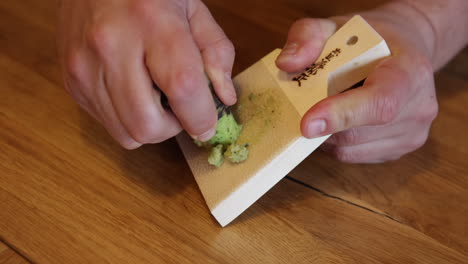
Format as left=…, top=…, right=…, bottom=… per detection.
left=444, top=47, right=468, bottom=80
left=0, top=241, right=30, bottom=264
left=1, top=119, right=467, bottom=263
left=0, top=2, right=60, bottom=86
left=1, top=51, right=467, bottom=263
left=288, top=71, right=468, bottom=255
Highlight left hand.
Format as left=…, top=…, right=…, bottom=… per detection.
left=275, top=12, right=438, bottom=163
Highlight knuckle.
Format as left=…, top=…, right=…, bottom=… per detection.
left=166, top=71, right=202, bottom=101
left=293, top=18, right=317, bottom=28
left=64, top=49, right=86, bottom=82
left=417, top=55, right=434, bottom=80
left=330, top=147, right=355, bottom=163
left=373, top=94, right=399, bottom=124
left=128, top=0, right=157, bottom=23
left=429, top=101, right=439, bottom=121
left=332, top=129, right=359, bottom=146
left=414, top=94, right=438, bottom=124
left=216, top=38, right=235, bottom=57
left=63, top=50, right=91, bottom=107
left=418, top=100, right=439, bottom=124
left=426, top=98, right=439, bottom=122
left=87, top=21, right=118, bottom=57
left=201, top=36, right=235, bottom=64
left=203, top=37, right=235, bottom=64
left=340, top=109, right=357, bottom=131
left=128, top=0, right=184, bottom=27
left=128, top=120, right=165, bottom=144
left=406, top=135, right=427, bottom=152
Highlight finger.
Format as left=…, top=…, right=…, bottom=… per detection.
left=276, top=18, right=337, bottom=73
left=321, top=130, right=428, bottom=163
left=62, top=39, right=139, bottom=148
left=325, top=120, right=410, bottom=147
left=93, top=67, right=143, bottom=150
left=326, top=99, right=436, bottom=147
left=301, top=57, right=410, bottom=138
left=325, top=124, right=398, bottom=147
left=66, top=75, right=101, bottom=123
left=320, top=139, right=400, bottom=164
left=62, top=47, right=101, bottom=120
left=188, top=1, right=237, bottom=106
left=61, top=45, right=108, bottom=129
left=105, top=62, right=183, bottom=145
left=145, top=15, right=217, bottom=142
left=59, top=16, right=130, bottom=146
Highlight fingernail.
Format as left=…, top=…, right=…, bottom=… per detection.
left=282, top=42, right=299, bottom=55
left=277, top=42, right=299, bottom=63
left=192, top=127, right=216, bottom=142
left=123, top=139, right=142, bottom=150
left=306, top=119, right=326, bottom=137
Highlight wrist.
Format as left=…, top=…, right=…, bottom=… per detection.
left=330, top=2, right=437, bottom=67
left=371, top=0, right=468, bottom=70
left=364, top=2, right=436, bottom=63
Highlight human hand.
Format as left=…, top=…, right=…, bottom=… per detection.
left=58, top=0, right=236, bottom=149
left=275, top=10, right=438, bottom=163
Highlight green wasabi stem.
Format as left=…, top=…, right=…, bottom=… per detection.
left=208, top=144, right=224, bottom=167
left=225, top=143, right=249, bottom=163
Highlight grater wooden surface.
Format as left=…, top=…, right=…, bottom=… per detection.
left=177, top=16, right=391, bottom=226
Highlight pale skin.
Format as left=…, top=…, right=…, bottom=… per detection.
left=59, top=0, right=468, bottom=163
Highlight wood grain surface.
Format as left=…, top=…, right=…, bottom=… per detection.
left=1, top=0, right=467, bottom=263
left=289, top=69, right=468, bottom=255
left=0, top=241, right=29, bottom=264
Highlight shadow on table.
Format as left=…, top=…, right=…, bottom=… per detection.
left=76, top=109, right=317, bottom=228
left=77, top=111, right=194, bottom=199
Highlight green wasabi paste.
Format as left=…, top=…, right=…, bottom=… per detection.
left=208, top=144, right=224, bottom=167
left=225, top=143, right=249, bottom=163
left=192, top=78, right=251, bottom=167
left=207, top=113, right=242, bottom=146
left=194, top=110, right=249, bottom=167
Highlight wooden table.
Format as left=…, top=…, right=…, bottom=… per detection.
left=1, top=0, right=467, bottom=263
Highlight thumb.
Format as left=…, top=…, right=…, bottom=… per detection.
left=276, top=18, right=337, bottom=73
left=300, top=58, right=405, bottom=138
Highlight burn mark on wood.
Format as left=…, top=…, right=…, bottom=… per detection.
left=292, top=48, right=341, bottom=86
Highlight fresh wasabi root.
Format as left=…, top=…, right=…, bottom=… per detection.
left=194, top=112, right=242, bottom=145
left=207, top=113, right=242, bottom=146
left=195, top=114, right=249, bottom=167
left=225, top=143, right=249, bottom=163
left=208, top=144, right=224, bottom=167
left=194, top=112, right=242, bottom=147
left=192, top=82, right=247, bottom=167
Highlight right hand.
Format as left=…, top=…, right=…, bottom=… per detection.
left=58, top=0, right=236, bottom=149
